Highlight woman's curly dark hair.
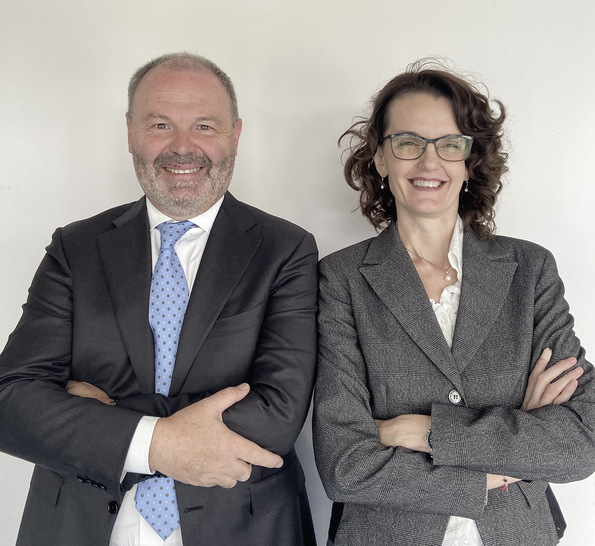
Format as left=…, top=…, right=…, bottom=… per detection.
left=340, top=60, right=508, bottom=240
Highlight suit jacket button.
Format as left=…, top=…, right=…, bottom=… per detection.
left=448, top=390, right=462, bottom=405
left=107, top=501, right=119, bottom=514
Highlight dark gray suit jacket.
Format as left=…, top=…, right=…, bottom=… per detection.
left=0, top=192, right=318, bottom=546
left=313, top=222, right=595, bottom=546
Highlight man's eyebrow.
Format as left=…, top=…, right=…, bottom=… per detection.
left=142, top=113, right=173, bottom=122
left=141, top=114, right=220, bottom=124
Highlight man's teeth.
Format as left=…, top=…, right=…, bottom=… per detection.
left=411, top=179, right=442, bottom=188
left=165, top=167, right=202, bottom=174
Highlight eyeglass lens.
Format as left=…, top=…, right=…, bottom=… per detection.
left=391, top=134, right=471, bottom=161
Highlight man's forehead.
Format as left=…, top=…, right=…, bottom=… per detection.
left=134, top=68, right=232, bottom=111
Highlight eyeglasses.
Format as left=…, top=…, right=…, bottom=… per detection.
left=379, top=133, right=474, bottom=162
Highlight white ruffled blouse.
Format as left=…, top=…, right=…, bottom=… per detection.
left=428, top=217, right=484, bottom=546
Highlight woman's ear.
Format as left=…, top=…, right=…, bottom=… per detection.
left=373, top=148, right=388, bottom=178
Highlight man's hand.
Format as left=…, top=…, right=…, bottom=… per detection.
left=149, top=383, right=283, bottom=488
left=522, top=348, right=582, bottom=411
left=66, top=380, right=114, bottom=405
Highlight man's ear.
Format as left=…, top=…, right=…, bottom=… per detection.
left=232, top=118, right=242, bottom=155
left=126, top=113, right=133, bottom=153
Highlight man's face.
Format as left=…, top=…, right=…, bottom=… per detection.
left=127, top=67, right=242, bottom=220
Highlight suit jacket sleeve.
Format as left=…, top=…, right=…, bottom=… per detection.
left=431, top=247, right=595, bottom=482
left=313, top=253, right=489, bottom=520
left=0, top=227, right=143, bottom=495
left=221, top=231, right=318, bottom=454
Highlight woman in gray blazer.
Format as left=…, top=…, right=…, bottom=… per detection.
left=313, top=62, right=595, bottom=546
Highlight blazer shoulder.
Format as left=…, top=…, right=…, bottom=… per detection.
left=224, top=193, right=316, bottom=249
left=44, top=200, right=145, bottom=262
left=490, top=233, right=554, bottom=263
left=59, top=200, right=142, bottom=239
left=320, top=237, right=376, bottom=273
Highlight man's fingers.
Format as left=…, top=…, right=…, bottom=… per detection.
left=206, top=383, right=251, bottom=414
left=217, top=475, right=239, bottom=489
left=235, top=436, right=283, bottom=469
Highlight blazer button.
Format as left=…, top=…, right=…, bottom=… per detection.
left=107, top=501, right=119, bottom=515
left=448, top=390, right=462, bottom=405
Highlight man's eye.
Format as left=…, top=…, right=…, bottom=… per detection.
left=154, top=123, right=168, bottom=130
left=199, top=125, right=211, bottom=131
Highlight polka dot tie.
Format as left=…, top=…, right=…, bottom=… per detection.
left=135, top=220, right=196, bottom=541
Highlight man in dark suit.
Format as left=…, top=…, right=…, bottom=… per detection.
left=0, top=52, right=318, bottom=546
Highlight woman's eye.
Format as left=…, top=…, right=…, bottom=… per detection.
left=199, top=124, right=211, bottom=131
left=398, top=140, right=419, bottom=148
left=443, top=140, right=463, bottom=150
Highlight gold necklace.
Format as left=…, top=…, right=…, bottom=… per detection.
left=404, top=246, right=452, bottom=282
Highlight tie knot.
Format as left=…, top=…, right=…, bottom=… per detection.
left=157, top=221, right=196, bottom=249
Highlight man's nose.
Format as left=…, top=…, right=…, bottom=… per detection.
left=168, top=129, right=196, bottom=155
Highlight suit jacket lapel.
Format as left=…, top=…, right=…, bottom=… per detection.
left=169, top=193, right=262, bottom=395
left=360, top=224, right=464, bottom=390
left=97, top=198, right=155, bottom=394
left=451, top=231, right=517, bottom=372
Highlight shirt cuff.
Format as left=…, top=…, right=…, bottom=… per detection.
left=123, top=415, right=160, bottom=475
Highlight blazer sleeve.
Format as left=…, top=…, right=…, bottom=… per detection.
left=0, top=228, right=143, bottom=495
left=313, top=257, right=489, bottom=521
left=431, top=248, right=595, bottom=483
left=220, top=231, right=318, bottom=455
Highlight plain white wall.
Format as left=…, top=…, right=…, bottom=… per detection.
left=1, top=0, right=594, bottom=544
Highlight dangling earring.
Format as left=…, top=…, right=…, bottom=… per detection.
left=380, top=176, right=387, bottom=190
left=464, top=179, right=469, bottom=193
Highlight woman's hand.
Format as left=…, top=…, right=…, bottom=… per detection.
left=486, top=473, right=520, bottom=490
left=491, top=350, right=582, bottom=489
left=66, top=380, right=114, bottom=405
left=375, top=348, right=582, bottom=457
left=375, top=414, right=431, bottom=451
left=522, top=348, right=582, bottom=411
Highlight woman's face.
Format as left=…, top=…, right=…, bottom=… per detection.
left=374, top=92, right=467, bottom=223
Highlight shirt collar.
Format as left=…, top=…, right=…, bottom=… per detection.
left=146, top=196, right=224, bottom=234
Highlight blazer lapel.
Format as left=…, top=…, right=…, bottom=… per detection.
left=451, top=231, right=517, bottom=372
left=169, top=194, right=262, bottom=395
left=97, top=198, right=155, bottom=394
left=360, top=224, right=464, bottom=391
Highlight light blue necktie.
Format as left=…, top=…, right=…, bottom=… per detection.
left=135, top=220, right=195, bottom=541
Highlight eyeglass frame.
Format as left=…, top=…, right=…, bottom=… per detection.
left=379, top=133, right=474, bottom=162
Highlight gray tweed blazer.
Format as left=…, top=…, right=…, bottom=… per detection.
left=313, top=222, right=595, bottom=546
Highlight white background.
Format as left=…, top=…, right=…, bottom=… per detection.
left=1, top=1, right=594, bottom=544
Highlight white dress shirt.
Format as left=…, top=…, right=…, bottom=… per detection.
left=109, top=196, right=223, bottom=546
left=426, top=217, right=484, bottom=546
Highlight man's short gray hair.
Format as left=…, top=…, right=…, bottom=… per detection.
left=127, top=52, right=238, bottom=121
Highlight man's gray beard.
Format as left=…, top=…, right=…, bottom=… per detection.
left=132, top=151, right=235, bottom=218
